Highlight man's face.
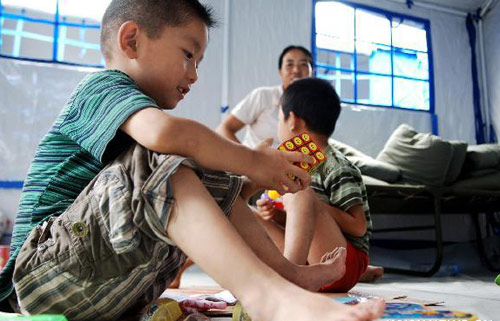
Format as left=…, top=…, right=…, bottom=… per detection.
left=279, top=49, right=313, bottom=89
left=132, top=19, right=208, bottom=109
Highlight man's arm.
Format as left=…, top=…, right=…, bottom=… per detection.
left=120, top=107, right=311, bottom=194
left=215, top=114, right=245, bottom=143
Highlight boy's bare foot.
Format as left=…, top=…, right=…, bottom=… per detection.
left=294, top=247, right=347, bottom=291
left=359, top=265, right=384, bottom=283
left=245, top=282, right=385, bottom=321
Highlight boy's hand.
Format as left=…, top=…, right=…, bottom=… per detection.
left=249, top=139, right=314, bottom=195
left=255, top=198, right=278, bottom=221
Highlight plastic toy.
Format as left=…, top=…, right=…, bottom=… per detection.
left=277, top=132, right=327, bottom=180
left=381, top=302, right=477, bottom=321
left=260, top=189, right=284, bottom=209
left=232, top=302, right=252, bottom=321
left=495, top=273, right=500, bottom=286
left=142, top=298, right=182, bottom=321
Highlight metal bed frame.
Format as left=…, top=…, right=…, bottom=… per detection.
left=366, top=183, right=500, bottom=276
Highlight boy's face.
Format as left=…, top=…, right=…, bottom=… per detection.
left=279, top=49, right=313, bottom=90
left=132, top=19, right=208, bottom=109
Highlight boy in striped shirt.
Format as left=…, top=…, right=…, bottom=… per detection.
left=256, top=78, right=376, bottom=292
left=0, top=1, right=384, bottom=320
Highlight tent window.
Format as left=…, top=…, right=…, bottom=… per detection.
left=0, top=0, right=111, bottom=67
left=313, top=1, right=433, bottom=112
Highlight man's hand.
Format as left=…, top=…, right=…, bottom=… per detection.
left=247, top=138, right=314, bottom=195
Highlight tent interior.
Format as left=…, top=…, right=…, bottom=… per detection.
left=0, top=0, right=499, bottom=319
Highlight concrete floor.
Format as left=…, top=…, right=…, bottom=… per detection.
left=177, top=242, right=500, bottom=320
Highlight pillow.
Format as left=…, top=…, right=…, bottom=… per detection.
left=463, top=144, right=500, bottom=171
left=362, top=175, right=390, bottom=186
left=444, top=140, right=468, bottom=184
left=328, top=138, right=401, bottom=183
left=348, top=156, right=401, bottom=183
left=328, top=138, right=368, bottom=158
left=376, top=124, right=453, bottom=186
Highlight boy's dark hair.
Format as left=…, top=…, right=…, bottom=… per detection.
left=281, top=78, right=341, bottom=137
left=278, top=45, right=313, bottom=70
left=101, top=0, right=217, bottom=60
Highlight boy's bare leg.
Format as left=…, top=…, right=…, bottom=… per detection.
left=254, top=215, right=286, bottom=252
left=255, top=189, right=347, bottom=265
left=281, top=188, right=339, bottom=265
left=230, top=197, right=345, bottom=291
left=168, top=258, right=194, bottom=288
left=305, top=198, right=348, bottom=264
left=279, top=189, right=316, bottom=264
left=167, top=167, right=384, bottom=321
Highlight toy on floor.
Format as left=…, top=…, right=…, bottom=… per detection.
left=262, top=133, right=327, bottom=209
left=495, top=273, right=500, bottom=286
left=142, top=298, right=182, bottom=321
left=380, top=302, right=477, bottom=321
left=232, top=301, right=252, bottom=321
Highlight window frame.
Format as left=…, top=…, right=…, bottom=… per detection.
left=0, top=0, right=104, bottom=68
left=311, top=0, right=435, bottom=115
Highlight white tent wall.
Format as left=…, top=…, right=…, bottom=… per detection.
left=0, top=59, right=93, bottom=243
left=225, top=0, right=476, bottom=157
left=483, top=2, right=500, bottom=140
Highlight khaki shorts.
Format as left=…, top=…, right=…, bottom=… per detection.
left=13, top=145, right=243, bottom=320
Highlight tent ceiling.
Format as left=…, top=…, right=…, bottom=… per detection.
left=416, top=0, right=485, bottom=12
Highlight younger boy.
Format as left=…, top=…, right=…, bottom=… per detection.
left=256, top=78, right=374, bottom=292
left=0, top=1, right=384, bottom=320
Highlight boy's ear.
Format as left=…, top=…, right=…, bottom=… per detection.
left=288, top=112, right=305, bottom=132
left=118, top=21, right=139, bottom=59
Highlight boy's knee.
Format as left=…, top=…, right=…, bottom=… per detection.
left=283, top=187, right=316, bottom=205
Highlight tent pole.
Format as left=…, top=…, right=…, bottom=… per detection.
left=220, top=0, right=230, bottom=121
left=480, top=0, right=495, bottom=16
left=383, top=0, right=468, bottom=16
left=477, top=18, right=490, bottom=141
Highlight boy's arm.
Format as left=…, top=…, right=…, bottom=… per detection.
left=240, top=176, right=262, bottom=200
left=254, top=198, right=287, bottom=225
left=120, top=108, right=311, bottom=194
left=316, top=199, right=367, bottom=237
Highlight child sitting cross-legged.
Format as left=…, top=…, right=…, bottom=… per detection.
left=255, top=77, right=376, bottom=292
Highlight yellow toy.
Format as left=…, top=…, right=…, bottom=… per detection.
left=262, top=133, right=327, bottom=208
left=278, top=132, right=327, bottom=179
left=260, top=189, right=284, bottom=209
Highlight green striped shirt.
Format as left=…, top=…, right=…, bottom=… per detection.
left=0, top=69, right=158, bottom=300
left=310, top=144, right=372, bottom=253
